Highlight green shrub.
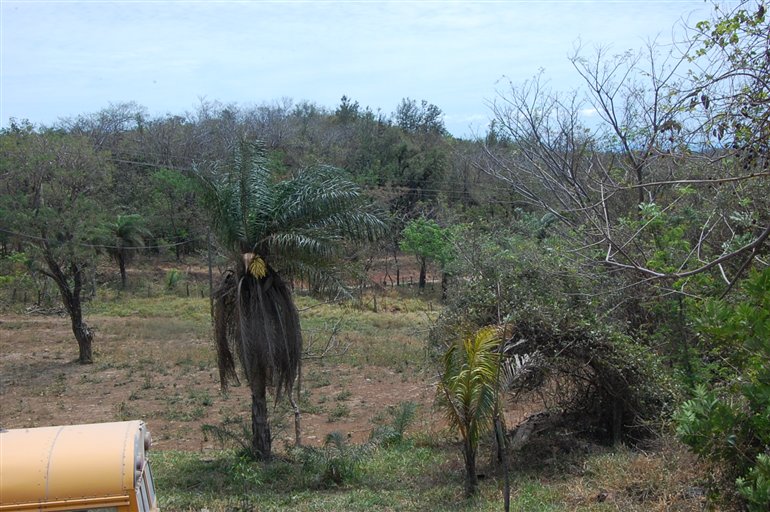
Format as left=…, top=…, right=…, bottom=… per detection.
left=327, top=403, right=351, bottom=422
left=433, top=224, right=678, bottom=445
left=295, top=431, right=372, bottom=488
left=738, top=454, right=770, bottom=509
left=165, top=269, right=182, bottom=291
left=504, top=316, right=677, bottom=444
left=202, top=415, right=254, bottom=458
left=675, top=268, right=770, bottom=510
left=370, top=400, right=418, bottom=447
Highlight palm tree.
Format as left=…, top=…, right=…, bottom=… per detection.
left=101, top=214, right=150, bottom=289
left=437, top=326, right=502, bottom=496
left=199, top=141, right=387, bottom=461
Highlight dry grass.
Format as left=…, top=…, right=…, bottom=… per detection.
left=559, top=437, right=710, bottom=511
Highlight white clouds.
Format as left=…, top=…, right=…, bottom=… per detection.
left=1, top=0, right=727, bottom=136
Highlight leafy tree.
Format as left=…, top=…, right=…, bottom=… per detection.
left=437, top=326, right=502, bottom=496
left=689, top=1, right=770, bottom=167
left=432, top=221, right=572, bottom=335
left=0, top=123, right=112, bottom=363
left=198, top=141, right=386, bottom=460
left=98, top=214, right=150, bottom=289
left=334, top=95, right=360, bottom=124
left=147, top=168, right=202, bottom=259
left=477, top=7, right=770, bottom=416
left=399, top=216, right=454, bottom=290
left=0, top=251, right=33, bottom=302
left=394, top=98, right=447, bottom=136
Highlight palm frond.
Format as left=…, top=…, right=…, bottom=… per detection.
left=196, top=143, right=274, bottom=254
left=94, top=213, right=149, bottom=257
left=279, top=259, right=354, bottom=299
left=113, top=214, right=150, bottom=247
left=272, top=167, right=387, bottom=240
left=309, top=210, right=388, bottom=243
left=238, top=145, right=271, bottom=249
left=438, top=327, right=502, bottom=446
left=500, top=351, right=541, bottom=389
left=196, top=171, right=243, bottom=252
left=213, top=271, right=240, bottom=390
left=264, top=232, right=339, bottom=261
left=211, top=263, right=302, bottom=399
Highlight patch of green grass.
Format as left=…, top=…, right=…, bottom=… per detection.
left=298, top=391, right=325, bottom=415
left=335, top=390, right=353, bottom=401
left=509, top=481, right=563, bottom=511
left=152, top=443, right=432, bottom=510
left=149, top=427, right=709, bottom=512
left=98, top=316, right=210, bottom=343
left=306, top=369, right=332, bottom=388
left=327, top=403, right=351, bottom=422
left=87, top=295, right=210, bottom=322
left=359, top=443, right=444, bottom=485
left=159, top=389, right=213, bottom=422
left=152, top=441, right=523, bottom=511
left=297, top=294, right=435, bottom=371
left=189, top=388, right=214, bottom=407
left=152, top=450, right=264, bottom=508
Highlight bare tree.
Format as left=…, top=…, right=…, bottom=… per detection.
left=480, top=12, right=769, bottom=291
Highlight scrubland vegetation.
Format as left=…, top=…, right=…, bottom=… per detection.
left=0, top=276, right=709, bottom=511
left=2, top=2, right=769, bottom=510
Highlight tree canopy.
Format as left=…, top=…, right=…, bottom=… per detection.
left=1, top=123, right=113, bottom=362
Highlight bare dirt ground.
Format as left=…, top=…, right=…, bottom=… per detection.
left=0, top=256, right=540, bottom=453
left=0, top=311, right=442, bottom=452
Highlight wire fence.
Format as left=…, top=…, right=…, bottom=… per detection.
left=1, top=265, right=440, bottom=312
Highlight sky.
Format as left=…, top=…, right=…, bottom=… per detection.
left=0, top=0, right=738, bottom=138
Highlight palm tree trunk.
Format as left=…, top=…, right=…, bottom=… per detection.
left=118, top=253, right=127, bottom=289
left=251, top=374, right=272, bottom=460
left=463, top=438, right=478, bottom=496
left=495, top=415, right=510, bottom=511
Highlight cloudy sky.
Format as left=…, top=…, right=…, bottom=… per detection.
left=1, top=0, right=735, bottom=137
